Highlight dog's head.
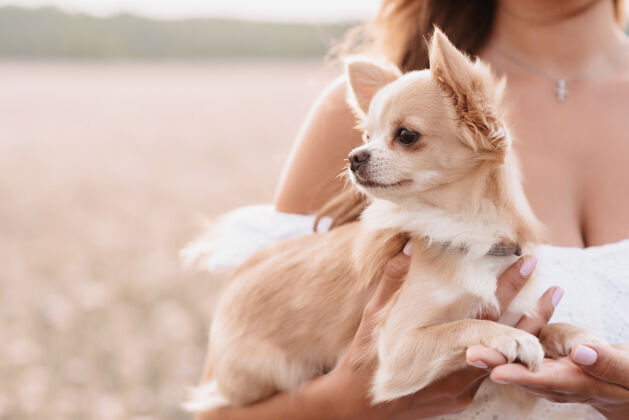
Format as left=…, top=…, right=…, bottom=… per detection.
left=345, top=28, right=508, bottom=204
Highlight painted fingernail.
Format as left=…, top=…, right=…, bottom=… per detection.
left=552, top=287, right=564, bottom=308
left=573, top=345, right=597, bottom=365
left=519, top=256, right=537, bottom=277
left=468, top=360, right=488, bottom=369
left=403, top=241, right=413, bottom=256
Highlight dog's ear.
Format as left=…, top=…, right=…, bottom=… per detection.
left=429, top=28, right=509, bottom=157
left=345, top=57, right=401, bottom=115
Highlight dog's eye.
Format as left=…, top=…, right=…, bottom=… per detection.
left=362, top=133, right=370, bottom=142
left=395, top=128, right=420, bottom=146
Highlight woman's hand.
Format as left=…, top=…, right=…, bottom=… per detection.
left=474, top=343, right=629, bottom=420
left=319, top=246, right=561, bottom=420
left=196, top=246, right=559, bottom=420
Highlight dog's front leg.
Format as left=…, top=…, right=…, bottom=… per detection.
left=370, top=319, right=544, bottom=403
left=539, top=322, right=607, bottom=358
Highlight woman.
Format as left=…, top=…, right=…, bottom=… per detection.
left=197, top=0, right=629, bottom=418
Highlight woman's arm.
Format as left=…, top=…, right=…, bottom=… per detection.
left=274, top=76, right=362, bottom=214
left=194, top=374, right=343, bottom=420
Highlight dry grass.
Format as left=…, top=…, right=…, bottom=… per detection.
left=0, top=59, right=336, bottom=419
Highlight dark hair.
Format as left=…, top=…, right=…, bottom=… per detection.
left=343, top=0, right=625, bottom=72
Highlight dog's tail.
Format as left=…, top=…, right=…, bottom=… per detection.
left=182, top=380, right=230, bottom=413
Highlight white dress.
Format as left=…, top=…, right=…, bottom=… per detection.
left=184, top=205, right=629, bottom=420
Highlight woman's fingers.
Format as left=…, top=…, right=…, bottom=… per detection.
left=570, top=344, right=629, bottom=389
left=465, top=345, right=508, bottom=369
left=490, top=358, right=568, bottom=388
left=468, top=287, right=561, bottom=373
left=351, top=242, right=412, bottom=358
left=489, top=357, right=629, bottom=402
left=466, top=285, right=562, bottom=371
left=514, top=286, right=563, bottom=335
left=485, top=256, right=537, bottom=321
left=363, top=242, right=412, bottom=317
left=485, top=257, right=562, bottom=336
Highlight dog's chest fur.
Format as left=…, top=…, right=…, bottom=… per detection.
left=380, top=245, right=535, bottom=339
left=360, top=198, right=538, bottom=342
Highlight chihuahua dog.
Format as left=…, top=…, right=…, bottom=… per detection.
left=185, top=29, right=601, bottom=416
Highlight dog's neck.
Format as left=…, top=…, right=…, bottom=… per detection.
left=361, top=151, right=540, bottom=257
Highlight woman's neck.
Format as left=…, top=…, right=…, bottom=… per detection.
left=483, top=0, right=627, bottom=79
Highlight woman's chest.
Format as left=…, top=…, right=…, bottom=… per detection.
left=505, top=82, right=629, bottom=247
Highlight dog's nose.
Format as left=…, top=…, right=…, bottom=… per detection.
left=349, top=150, right=371, bottom=172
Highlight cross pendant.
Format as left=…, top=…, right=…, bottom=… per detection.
left=556, top=79, right=568, bottom=102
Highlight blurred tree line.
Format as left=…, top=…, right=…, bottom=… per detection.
left=0, top=6, right=353, bottom=58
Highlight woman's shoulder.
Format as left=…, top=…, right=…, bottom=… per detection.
left=304, top=74, right=358, bottom=131
left=274, top=74, right=363, bottom=214
left=320, top=74, right=350, bottom=104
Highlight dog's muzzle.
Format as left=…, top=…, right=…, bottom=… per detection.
left=349, top=149, right=371, bottom=173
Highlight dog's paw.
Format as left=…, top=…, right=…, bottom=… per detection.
left=481, top=329, right=544, bottom=371
left=539, top=322, right=607, bottom=359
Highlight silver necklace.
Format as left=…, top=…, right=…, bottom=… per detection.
left=495, top=47, right=627, bottom=102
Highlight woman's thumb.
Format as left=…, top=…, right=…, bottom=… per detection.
left=570, top=344, right=629, bottom=388
left=365, top=242, right=412, bottom=313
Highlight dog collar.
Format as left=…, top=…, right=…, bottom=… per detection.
left=435, top=241, right=521, bottom=257
left=487, top=242, right=522, bottom=257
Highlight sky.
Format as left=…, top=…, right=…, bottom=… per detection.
left=0, top=0, right=381, bottom=22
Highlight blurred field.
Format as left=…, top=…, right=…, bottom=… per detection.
left=0, top=59, right=336, bottom=419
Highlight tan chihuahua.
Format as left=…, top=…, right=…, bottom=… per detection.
left=185, top=29, right=601, bottom=417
